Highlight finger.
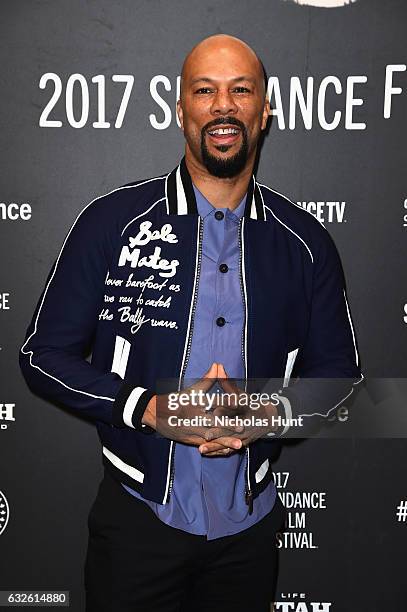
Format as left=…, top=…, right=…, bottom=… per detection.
left=217, top=363, right=227, bottom=378
left=188, top=362, right=218, bottom=395
left=212, top=364, right=245, bottom=411
left=203, top=362, right=218, bottom=378
left=179, top=434, right=207, bottom=446
left=218, top=374, right=239, bottom=393
left=211, top=403, right=246, bottom=419
left=198, top=441, right=227, bottom=453
left=180, top=363, right=218, bottom=405
left=199, top=437, right=242, bottom=453
left=200, top=444, right=237, bottom=456
left=198, top=442, right=230, bottom=454
left=203, top=426, right=244, bottom=441
left=217, top=376, right=243, bottom=398
left=201, top=447, right=236, bottom=457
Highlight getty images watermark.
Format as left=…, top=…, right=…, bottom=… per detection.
left=153, top=377, right=407, bottom=439
left=158, top=387, right=304, bottom=435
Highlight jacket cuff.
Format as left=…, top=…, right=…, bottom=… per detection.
left=112, top=383, right=156, bottom=433
left=265, top=393, right=297, bottom=438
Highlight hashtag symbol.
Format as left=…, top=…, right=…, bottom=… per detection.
left=396, top=500, right=407, bottom=522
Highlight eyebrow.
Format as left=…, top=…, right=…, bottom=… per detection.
left=190, top=76, right=257, bottom=86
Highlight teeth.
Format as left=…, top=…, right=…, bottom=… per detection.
left=208, top=127, right=239, bottom=135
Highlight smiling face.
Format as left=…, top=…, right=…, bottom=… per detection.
left=177, top=35, right=270, bottom=178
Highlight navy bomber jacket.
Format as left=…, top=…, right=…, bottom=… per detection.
left=19, top=155, right=363, bottom=505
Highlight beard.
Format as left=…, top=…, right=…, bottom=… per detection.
left=200, top=123, right=249, bottom=178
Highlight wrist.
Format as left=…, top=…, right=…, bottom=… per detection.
left=141, top=394, right=157, bottom=429
left=264, top=400, right=279, bottom=432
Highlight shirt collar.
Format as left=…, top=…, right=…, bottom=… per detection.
left=192, top=183, right=247, bottom=221
left=165, top=155, right=266, bottom=221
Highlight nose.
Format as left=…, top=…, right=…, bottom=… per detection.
left=210, top=88, right=238, bottom=116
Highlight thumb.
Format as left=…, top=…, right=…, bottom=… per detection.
left=191, top=362, right=218, bottom=394
left=203, top=362, right=218, bottom=378
left=217, top=363, right=228, bottom=378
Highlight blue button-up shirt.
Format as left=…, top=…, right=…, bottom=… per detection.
left=121, top=183, right=277, bottom=539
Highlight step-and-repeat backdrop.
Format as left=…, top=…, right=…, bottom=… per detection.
left=1, top=1, right=406, bottom=610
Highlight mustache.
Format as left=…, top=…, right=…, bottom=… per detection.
left=203, top=117, right=246, bottom=132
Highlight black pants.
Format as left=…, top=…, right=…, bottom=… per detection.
left=84, top=469, right=286, bottom=612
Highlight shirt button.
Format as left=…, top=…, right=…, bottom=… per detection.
left=216, top=316, right=226, bottom=327
left=219, top=263, right=228, bottom=273
left=214, top=210, right=224, bottom=220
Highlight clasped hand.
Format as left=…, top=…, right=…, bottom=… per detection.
left=153, top=362, right=279, bottom=457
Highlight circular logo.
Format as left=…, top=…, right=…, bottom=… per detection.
left=0, top=490, right=10, bottom=536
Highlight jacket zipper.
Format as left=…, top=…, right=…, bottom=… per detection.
left=166, top=216, right=204, bottom=502
left=238, top=217, right=253, bottom=515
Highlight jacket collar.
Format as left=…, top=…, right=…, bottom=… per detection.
left=165, top=155, right=266, bottom=221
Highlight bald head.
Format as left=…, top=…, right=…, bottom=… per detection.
left=180, top=34, right=267, bottom=100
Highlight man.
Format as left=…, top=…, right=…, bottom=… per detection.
left=19, top=34, right=362, bottom=611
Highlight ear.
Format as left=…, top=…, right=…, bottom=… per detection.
left=261, top=96, right=270, bottom=131
left=176, top=98, right=184, bottom=130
